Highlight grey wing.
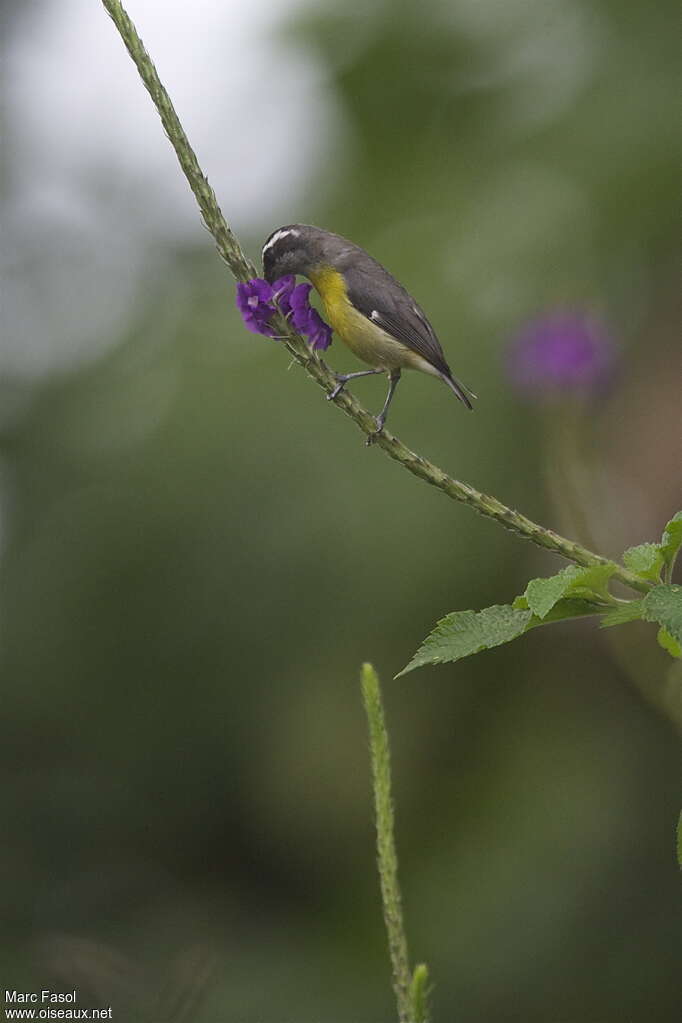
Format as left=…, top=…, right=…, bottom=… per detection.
left=344, top=264, right=452, bottom=378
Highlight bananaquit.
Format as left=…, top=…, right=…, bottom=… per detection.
left=262, top=224, right=475, bottom=437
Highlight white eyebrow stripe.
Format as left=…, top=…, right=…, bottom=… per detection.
left=262, top=228, right=300, bottom=256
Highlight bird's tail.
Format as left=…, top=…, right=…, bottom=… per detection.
left=440, top=371, right=477, bottom=410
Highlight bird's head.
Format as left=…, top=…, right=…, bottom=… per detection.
left=262, top=224, right=347, bottom=283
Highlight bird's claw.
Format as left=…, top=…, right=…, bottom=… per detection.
left=365, top=417, right=385, bottom=446
left=327, top=374, right=348, bottom=401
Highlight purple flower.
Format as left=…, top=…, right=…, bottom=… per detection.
left=286, top=283, right=332, bottom=350
left=271, top=275, right=296, bottom=315
left=508, top=310, right=615, bottom=398
left=236, top=278, right=276, bottom=337
left=287, top=282, right=313, bottom=331
left=305, top=309, right=333, bottom=351
left=235, top=276, right=333, bottom=351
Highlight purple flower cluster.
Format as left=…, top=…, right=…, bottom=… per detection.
left=236, top=276, right=332, bottom=351
left=508, top=310, right=615, bottom=398
left=236, top=278, right=278, bottom=337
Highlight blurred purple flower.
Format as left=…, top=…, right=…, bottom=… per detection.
left=236, top=276, right=333, bottom=350
left=508, top=310, right=615, bottom=397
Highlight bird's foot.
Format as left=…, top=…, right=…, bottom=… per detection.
left=365, top=416, right=386, bottom=446
left=327, top=374, right=348, bottom=401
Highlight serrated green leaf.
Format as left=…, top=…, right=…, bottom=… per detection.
left=513, top=594, right=600, bottom=622
left=657, top=627, right=682, bottom=659
left=516, top=593, right=601, bottom=621
left=400, top=596, right=604, bottom=678
left=622, top=543, right=664, bottom=581
left=600, top=600, right=645, bottom=627
left=642, top=584, right=682, bottom=644
left=524, top=563, right=617, bottom=619
left=525, top=567, right=582, bottom=618
left=660, top=512, right=682, bottom=566
left=536, top=597, right=604, bottom=624
left=397, top=605, right=532, bottom=676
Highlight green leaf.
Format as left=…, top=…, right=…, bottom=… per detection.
left=525, top=567, right=580, bottom=618
left=642, top=584, right=682, bottom=644
left=660, top=512, right=682, bottom=566
left=599, top=586, right=682, bottom=656
left=397, top=604, right=532, bottom=676
left=657, top=628, right=682, bottom=659
left=537, top=597, right=605, bottom=624
left=622, top=543, right=664, bottom=581
left=515, top=593, right=600, bottom=622
left=600, top=600, right=645, bottom=627
left=618, top=515, right=682, bottom=585
left=524, top=563, right=617, bottom=619
left=400, top=595, right=604, bottom=677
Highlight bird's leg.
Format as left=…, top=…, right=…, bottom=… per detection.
left=367, top=370, right=401, bottom=445
left=326, top=367, right=384, bottom=401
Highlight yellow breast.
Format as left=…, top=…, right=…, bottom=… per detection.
left=308, top=264, right=417, bottom=372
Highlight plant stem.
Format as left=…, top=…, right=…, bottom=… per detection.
left=361, top=664, right=429, bottom=1023
left=99, top=0, right=649, bottom=597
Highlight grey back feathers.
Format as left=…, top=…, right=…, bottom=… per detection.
left=325, top=233, right=473, bottom=408
left=343, top=264, right=451, bottom=378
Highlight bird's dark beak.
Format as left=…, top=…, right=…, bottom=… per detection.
left=262, top=256, right=277, bottom=284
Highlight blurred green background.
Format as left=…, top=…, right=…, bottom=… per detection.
left=1, top=1, right=680, bottom=1020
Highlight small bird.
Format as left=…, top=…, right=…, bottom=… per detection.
left=262, top=224, right=475, bottom=438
